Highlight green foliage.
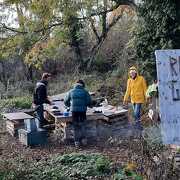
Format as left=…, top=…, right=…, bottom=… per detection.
left=0, top=96, right=32, bottom=112
left=114, top=169, right=143, bottom=180
left=1, top=0, right=133, bottom=70
left=93, top=54, right=115, bottom=73
left=133, top=0, right=180, bottom=81
left=0, top=153, right=112, bottom=180
left=95, top=156, right=111, bottom=173
left=52, top=153, right=111, bottom=176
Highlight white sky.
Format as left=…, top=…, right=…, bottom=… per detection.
left=0, top=1, right=18, bottom=28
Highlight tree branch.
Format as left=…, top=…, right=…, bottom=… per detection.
left=87, top=11, right=125, bottom=68
left=89, top=18, right=101, bottom=43
left=0, top=22, right=63, bottom=35
left=1, top=1, right=136, bottom=35
left=106, top=13, right=124, bottom=32
left=112, top=0, right=137, bottom=10
left=78, top=2, right=136, bottom=20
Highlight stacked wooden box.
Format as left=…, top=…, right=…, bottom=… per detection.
left=3, top=112, right=34, bottom=137
left=85, top=120, right=98, bottom=140
left=6, top=119, right=24, bottom=137
left=98, top=111, right=129, bottom=139
left=3, top=112, right=48, bottom=146
left=55, top=109, right=129, bottom=142
left=56, top=121, right=74, bottom=140
left=96, top=120, right=111, bottom=140
left=108, top=112, right=130, bottom=137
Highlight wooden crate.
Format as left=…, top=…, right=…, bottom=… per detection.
left=96, top=120, right=111, bottom=140
left=3, top=112, right=34, bottom=137
left=55, top=120, right=98, bottom=141
left=6, top=120, right=24, bottom=137
left=56, top=122, right=74, bottom=140
left=85, top=120, right=97, bottom=139
left=54, top=109, right=129, bottom=142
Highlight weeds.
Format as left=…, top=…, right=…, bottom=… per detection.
left=0, top=153, right=116, bottom=180
left=0, top=96, right=32, bottom=113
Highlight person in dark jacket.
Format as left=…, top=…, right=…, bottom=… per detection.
left=33, top=73, right=52, bottom=128
left=64, top=80, right=92, bottom=148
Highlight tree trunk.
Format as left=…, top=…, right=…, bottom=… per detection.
left=68, top=16, right=83, bottom=69
left=102, top=0, right=107, bottom=38
left=0, top=61, right=8, bottom=90
left=26, top=65, right=33, bottom=81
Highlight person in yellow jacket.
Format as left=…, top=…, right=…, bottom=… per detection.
left=123, top=66, right=147, bottom=130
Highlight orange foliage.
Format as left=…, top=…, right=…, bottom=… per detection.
left=108, top=5, right=135, bottom=24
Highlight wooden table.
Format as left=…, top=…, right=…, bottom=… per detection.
left=45, top=103, right=108, bottom=123
left=45, top=94, right=128, bottom=123
left=45, top=93, right=129, bottom=141
left=45, top=93, right=107, bottom=122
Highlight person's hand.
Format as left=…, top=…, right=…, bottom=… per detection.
left=123, top=101, right=128, bottom=106
left=146, top=97, right=150, bottom=104
left=123, top=101, right=128, bottom=109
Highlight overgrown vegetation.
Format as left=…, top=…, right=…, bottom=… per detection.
left=0, top=96, right=32, bottom=113
left=133, top=0, right=180, bottom=80
left=0, top=153, right=144, bottom=180
left=0, top=72, right=126, bottom=113
left=1, top=1, right=180, bottom=179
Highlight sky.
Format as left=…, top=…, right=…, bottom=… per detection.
left=0, top=1, right=18, bottom=28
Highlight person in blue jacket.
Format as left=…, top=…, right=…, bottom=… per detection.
left=64, top=80, right=92, bottom=148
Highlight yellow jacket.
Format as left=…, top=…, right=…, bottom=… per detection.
left=124, top=67, right=147, bottom=104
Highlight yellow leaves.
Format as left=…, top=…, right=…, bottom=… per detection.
left=30, top=0, right=57, bottom=27
left=125, top=162, right=137, bottom=171
left=25, top=41, right=48, bottom=69
left=24, top=38, right=59, bottom=69
left=30, top=0, right=56, bottom=16
left=0, top=35, right=23, bottom=58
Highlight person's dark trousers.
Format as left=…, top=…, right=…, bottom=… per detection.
left=35, top=104, right=45, bottom=128
left=132, top=103, right=143, bottom=130
left=72, top=112, right=86, bottom=144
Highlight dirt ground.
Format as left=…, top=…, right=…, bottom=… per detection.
left=0, top=131, right=133, bottom=167
left=0, top=113, right=151, bottom=164
left=0, top=116, right=147, bottom=179
left=0, top=115, right=179, bottom=180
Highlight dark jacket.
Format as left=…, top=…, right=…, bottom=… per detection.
left=33, top=80, right=50, bottom=105
left=64, top=84, right=92, bottom=112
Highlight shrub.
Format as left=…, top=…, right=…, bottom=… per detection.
left=114, top=169, right=143, bottom=180
left=95, top=156, right=111, bottom=173
left=0, top=153, right=112, bottom=180
left=0, top=96, right=32, bottom=112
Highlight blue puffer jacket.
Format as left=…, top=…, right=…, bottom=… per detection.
left=64, top=84, right=92, bottom=112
